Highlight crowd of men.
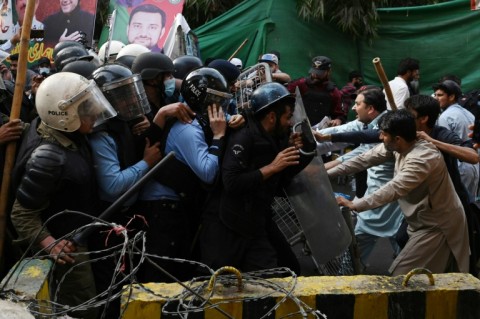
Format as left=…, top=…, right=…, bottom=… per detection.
left=0, top=41, right=479, bottom=318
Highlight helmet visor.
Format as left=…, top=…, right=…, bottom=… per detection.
left=61, top=80, right=117, bottom=127
left=205, top=88, right=233, bottom=109
left=101, top=74, right=150, bottom=121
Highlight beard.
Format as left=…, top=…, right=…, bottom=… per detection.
left=273, top=121, right=291, bottom=139
left=384, top=141, right=395, bottom=152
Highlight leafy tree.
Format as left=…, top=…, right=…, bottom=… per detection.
left=295, top=0, right=444, bottom=40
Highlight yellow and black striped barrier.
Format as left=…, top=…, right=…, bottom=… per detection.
left=121, top=272, right=480, bottom=319
left=3, top=259, right=480, bottom=319
left=1, top=258, right=51, bottom=313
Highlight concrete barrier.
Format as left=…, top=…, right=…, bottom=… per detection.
left=0, top=259, right=51, bottom=315
left=3, top=260, right=480, bottom=319
left=121, top=273, right=480, bottom=319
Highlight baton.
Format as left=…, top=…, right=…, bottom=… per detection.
left=372, top=57, right=397, bottom=111
left=0, top=0, right=36, bottom=260
left=72, top=152, right=176, bottom=246
left=228, top=38, right=248, bottom=61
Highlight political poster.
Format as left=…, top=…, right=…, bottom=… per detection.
left=98, top=0, right=185, bottom=53
left=0, top=0, right=98, bottom=64
left=472, top=0, right=480, bottom=10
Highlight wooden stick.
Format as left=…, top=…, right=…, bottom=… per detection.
left=228, top=38, right=248, bottom=61
left=372, top=57, right=397, bottom=111
left=0, top=0, right=36, bottom=259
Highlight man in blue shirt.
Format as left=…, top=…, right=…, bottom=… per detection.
left=137, top=67, right=229, bottom=282
left=314, top=88, right=403, bottom=270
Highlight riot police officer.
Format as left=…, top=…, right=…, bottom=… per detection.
left=200, top=82, right=314, bottom=272
left=10, top=72, right=116, bottom=319
left=137, top=67, right=229, bottom=282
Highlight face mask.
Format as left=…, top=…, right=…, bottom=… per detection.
left=39, top=67, right=50, bottom=75
left=164, top=78, right=176, bottom=97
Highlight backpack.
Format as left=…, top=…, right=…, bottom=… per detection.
left=458, top=89, right=480, bottom=117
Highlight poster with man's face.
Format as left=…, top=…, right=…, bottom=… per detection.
left=0, top=0, right=98, bottom=64
left=98, top=0, right=185, bottom=53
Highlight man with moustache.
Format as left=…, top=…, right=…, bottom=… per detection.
left=331, top=110, right=470, bottom=275
left=127, top=4, right=166, bottom=52
left=314, top=88, right=403, bottom=270
left=287, top=56, right=345, bottom=127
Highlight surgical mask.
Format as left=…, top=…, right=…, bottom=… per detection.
left=39, top=67, right=50, bottom=75
left=164, top=78, right=176, bottom=97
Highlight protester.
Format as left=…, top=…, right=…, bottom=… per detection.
left=331, top=110, right=470, bottom=275
left=287, top=56, right=345, bottom=127
left=385, top=57, right=420, bottom=110
left=314, top=88, right=403, bottom=269
left=1, top=53, right=38, bottom=91
left=433, top=80, right=479, bottom=202
left=258, top=53, right=291, bottom=84
left=340, top=70, right=363, bottom=120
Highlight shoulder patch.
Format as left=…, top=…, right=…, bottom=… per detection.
left=232, top=144, right=244, bottom=157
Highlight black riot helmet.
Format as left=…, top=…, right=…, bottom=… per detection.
left=250, top=82, right=295, bottom=115
left=61, top=60, right=98, bottom=78
left=92, top=63, right=150, bottom=121
left=181, top=67, right=232, bottom=113
left=131, top=52, right=174, bottom=80
left=53, top=40, right=85, bottom=60
left=91, top=63, right=133, bottom=87
left=173, top=55, right=203, bottom=80
left=54, top=46, right=93, bottom=71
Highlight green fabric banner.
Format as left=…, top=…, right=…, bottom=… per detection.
left=195, top=0, right=480, bottom=93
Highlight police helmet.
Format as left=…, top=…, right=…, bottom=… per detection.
left=173, top=55, right=203, bottom=80
left=53, top=41, right=85, bottom=60
left=250, top=82, right=295, bottom=115
left=98, top=40, right=126, bottom=65
left=36, top=72, right=116, bottom=132
left=91, top=63, right=133, bottom=87
left=115, top=44, right=151, bottom=69
left=54, top=46, right=93, bottom=71
left=92, top=63, right=150, bottom=121
left=61, top=60, right=98, bottom=78
left=208, top=59, right=240, bottom=85
left=131, top=52, right=174, bottom=81
left=181, top=67, right=232, bottom=112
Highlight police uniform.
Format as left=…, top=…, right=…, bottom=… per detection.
left=137, top=116, right=223, bottom=282
left=11, top=119, right=99, bottom=319
left=201, top=121, right=312, bottom=272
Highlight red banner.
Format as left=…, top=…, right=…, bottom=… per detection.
left=472, top=0, right=480, bottom=10
left=1, top=0, right=98, bottom=64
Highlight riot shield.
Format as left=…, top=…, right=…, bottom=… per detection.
left=284, top=89, right=352, bottom=264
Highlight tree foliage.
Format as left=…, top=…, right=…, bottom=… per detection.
left=183, top=0, right=244, bottom=29
left=295, top=0, right=444, bottom=40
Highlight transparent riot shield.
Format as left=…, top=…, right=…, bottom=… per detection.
left=283, top=88, right=352, bottom=264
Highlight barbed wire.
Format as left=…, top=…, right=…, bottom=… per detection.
left=1, top=210, right=327, bottom=318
